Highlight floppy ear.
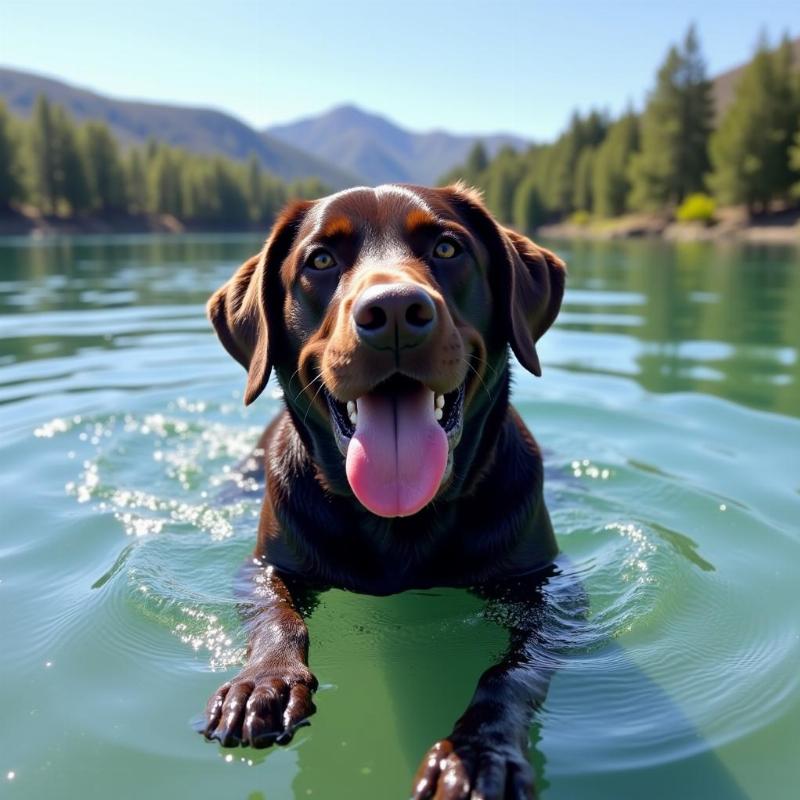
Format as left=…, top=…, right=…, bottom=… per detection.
left=500, top=226, right=566, bottom=377
left=439, top=183, right=566, bottom=377
left=206, top=200, right=311, bottom=405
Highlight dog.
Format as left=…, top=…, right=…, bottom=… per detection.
left=201, top=183, right=566, bottom=799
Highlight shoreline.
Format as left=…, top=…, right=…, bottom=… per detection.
left=2, top=209, right=799, bottom=246
left=0, top=211, right=265, bottom=238
left=537, top=208, right=800, bottom=246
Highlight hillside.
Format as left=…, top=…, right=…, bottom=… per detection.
left=0, top=67, right=359, bottom=189
left=266, top=104, right=528, bottom=185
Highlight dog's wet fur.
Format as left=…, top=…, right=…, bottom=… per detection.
left=202, top=183, right=567, bottom=799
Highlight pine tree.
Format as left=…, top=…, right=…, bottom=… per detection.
left=54, top=107, right=91, bottom=214
left=439, top=141, right=489, bottom=187
left=790, top=123, right=800, bottom=199
left=628, top=26, right=713, bottom=209
left=126, top=149, right=148, bottom=214
left=0, top=101, right=24, bottom=211
left=246, top=153, right=265, bottom=222
left=29, top=95, right=58, bottom=214
left=462, top=141, right=489, bottom=185
left=512, top=174, right=546, bottom=233
left=483, top=146, right=522, bottom=223
left=81, top=121, right=126, bottom=214
left=148, top=146, right=184, bottom=216
left=592, top=112, right=640, bottom=218
left=709, top=34, right=800, bottom=213
left=572, top=146, right=596, bottom=212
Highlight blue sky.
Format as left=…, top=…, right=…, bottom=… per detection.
left=1, top=0, right=797, bottom=140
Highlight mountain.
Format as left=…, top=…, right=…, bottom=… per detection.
left=266, top=104, right=529, bottom=185
left=0, top=67, right=359, bottom=189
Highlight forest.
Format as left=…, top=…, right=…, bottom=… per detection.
left=0, top=95, right=326, bottom=227
left=441, top=29, right=800, bottom=231
left=1, top=28, right=798, bottom=233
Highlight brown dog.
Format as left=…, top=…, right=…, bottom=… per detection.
left=202, top=183, right=566, bottom=799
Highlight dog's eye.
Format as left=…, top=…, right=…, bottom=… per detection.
left=433, top=239, right=460, bottom=259
left=309, top=250, right=336, bottom=270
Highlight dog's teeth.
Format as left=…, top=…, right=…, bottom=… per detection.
left=435, top=394, right=445, bottom=409
left=434, top=408, right=443, bottom=421
left=346, top=401, right=356, bottom=415
left=349, top=412, right=358, bottom=425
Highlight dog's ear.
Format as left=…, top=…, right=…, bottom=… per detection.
left=439, top=183, right=566, bottom=376
left=500, top=226, right=566, bottom=377
left=207, top=200, right=311, bottom=405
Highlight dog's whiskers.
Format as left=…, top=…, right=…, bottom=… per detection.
left=464, top=358, right=492, bottom=401
left=302, top=378, right=328, bottom=425
left=286, top=366, right=304, bottom=392
left=294, top=372, right=323, bottom=403
left=468, top=351, right=498, bottom=379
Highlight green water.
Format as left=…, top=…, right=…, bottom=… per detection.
left=1, top=234, right=798, bottom=800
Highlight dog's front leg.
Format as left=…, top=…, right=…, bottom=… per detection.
left=201, top=562, right=318, bottom=748
left=412, top=568, right=581, bottom=799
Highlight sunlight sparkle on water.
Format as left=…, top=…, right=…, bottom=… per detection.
left=571, top=459, right=611, bottom=480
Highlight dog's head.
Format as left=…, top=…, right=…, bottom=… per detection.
left=208, top=183, right=565, bottom=518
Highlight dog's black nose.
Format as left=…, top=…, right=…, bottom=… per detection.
left=352, top=283, right=436, bottom=350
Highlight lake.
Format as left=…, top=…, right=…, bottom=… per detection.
left=1, top=233, right=798, bottom=799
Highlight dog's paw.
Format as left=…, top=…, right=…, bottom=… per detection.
left=411, top=737, right=534, bottom=800
left=200, top=665, right=317, bottom=748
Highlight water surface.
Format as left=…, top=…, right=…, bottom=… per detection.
left=1, top=234, right=798, bottom=799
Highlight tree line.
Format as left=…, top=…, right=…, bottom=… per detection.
left=0, top=95, right=327, bottom=225
left=441, top=29, right=800, bottom=230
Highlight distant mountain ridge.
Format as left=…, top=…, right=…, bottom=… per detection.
left=4, top=39, right=793, bottom=193
left=0, top=67, right=360, bottom=189
left=266, top=104, right=529, bottom=185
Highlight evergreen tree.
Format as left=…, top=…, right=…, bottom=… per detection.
left=246, top=153, right=264, bottom=222
left=572, top=146, right=596, bottom=212
left=790, top=122, right=800, bottom=199
left=462, top=141, right=489, bottom=185
left=0, top=101, right=24, bottom=211
left=592, top=112, right=640, bottom=218
left=29, top=95, right=58, bottom=214
left=629, top=25, right=713, bottom=209
left=81, top=121, right=126, bottom=213
left=148, top=146, right=184, bottom=216
left=540, top=110, right=608, bottom=215
left=483, top=146, right=522, bottom=223
left=512, top=174, right=546, bottom=233
left=126, top=149, right=148, bottom=214
left=211, top=157, right=249, bottom=224
left=709, top=34, right=800, bottom=213
left=54, top=107, right=91, bottom=214
left=439, top=140, right=489, bottom=186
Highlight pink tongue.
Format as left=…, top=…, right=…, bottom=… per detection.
left=345, top=386, right=448, bottom=517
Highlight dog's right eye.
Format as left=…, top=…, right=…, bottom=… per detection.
left=308, top=250, right=337, bottom=271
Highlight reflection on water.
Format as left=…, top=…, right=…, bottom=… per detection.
left=1, top=234, right=799, bottom=800
left=548, top=238, right=800, bottom=417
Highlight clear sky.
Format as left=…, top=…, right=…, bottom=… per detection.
left=1, top=0, right=797, bottom=140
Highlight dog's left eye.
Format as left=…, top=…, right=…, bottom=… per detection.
left=309, top=250, right=337, bottom=270
left=433, top=239, right=460, bottom=259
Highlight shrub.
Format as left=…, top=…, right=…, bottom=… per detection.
left=676, top=193, right=716, bottom=224
left=569, top=210, right=592, bottom=226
